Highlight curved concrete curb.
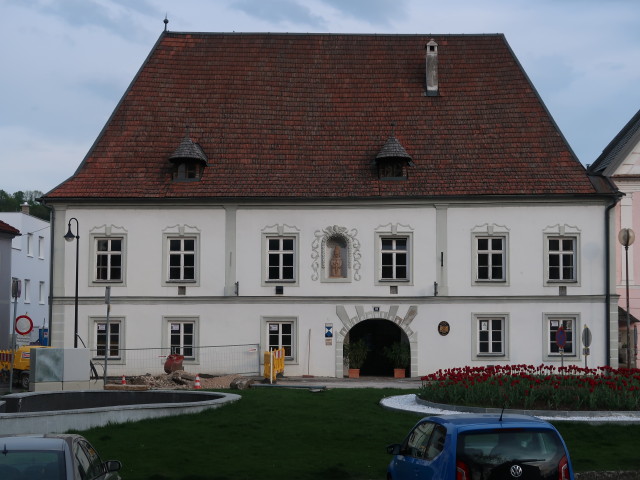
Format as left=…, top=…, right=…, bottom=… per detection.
left=0, top=390, right=241, bottom=435
left=414, top=397, right=640, bottom=421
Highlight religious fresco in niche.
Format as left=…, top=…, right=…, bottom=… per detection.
left=311, top=225, right=361, bottom=282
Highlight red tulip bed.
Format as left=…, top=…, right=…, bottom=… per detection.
left=420, top=364, right=640, bottom=411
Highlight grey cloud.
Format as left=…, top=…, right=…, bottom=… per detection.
left=231, top=0, right=327, bottom=29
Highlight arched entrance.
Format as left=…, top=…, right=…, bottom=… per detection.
left=346, top=319, right=410, bottom=377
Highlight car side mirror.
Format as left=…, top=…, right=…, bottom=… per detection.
left=104, top=460, right=122, bottom=472
left=387, top=443, right=401, bottom=455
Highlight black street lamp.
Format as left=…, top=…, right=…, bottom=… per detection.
left=618, top=227, right=635, bottom=368
left=64, top=217, right=80, bottom=348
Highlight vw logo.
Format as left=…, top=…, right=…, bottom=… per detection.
left=510, top=465, right=523, bottom=478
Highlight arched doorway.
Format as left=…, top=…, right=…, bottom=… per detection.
left=346, top=319, right=410, bottom=377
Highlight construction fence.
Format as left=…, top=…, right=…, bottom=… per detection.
left=89, top=344, right=261, bottom=378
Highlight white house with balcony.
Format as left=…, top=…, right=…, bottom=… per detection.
left=42, top=31, right=619, bottom=378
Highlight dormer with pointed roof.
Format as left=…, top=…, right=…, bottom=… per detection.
left=169, top=132, right=208, bottom=182
left=374, top=136, right=414, bottom=179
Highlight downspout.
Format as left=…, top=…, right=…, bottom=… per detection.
left=605, top=191, right=623, bottom=366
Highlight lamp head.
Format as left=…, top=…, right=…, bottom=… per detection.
left=64, top=224, right=77, bottom=242
left=619, top=228, right=636, bottom=247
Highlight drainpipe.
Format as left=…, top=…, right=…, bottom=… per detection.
left=605, top=191, right=623, bottom=366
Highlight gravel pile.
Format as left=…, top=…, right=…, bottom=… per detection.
left=124, top=371, right=243, bottom=390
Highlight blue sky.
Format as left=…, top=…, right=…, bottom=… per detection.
left=2, top=0, right=639, bottom=194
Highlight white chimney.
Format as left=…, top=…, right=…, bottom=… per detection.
left=20, top=202, right=30, bottom=214
left=425, top=39, right=438, bottom=97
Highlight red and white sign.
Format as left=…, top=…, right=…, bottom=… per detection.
left=14, top=315, right=33, bottom=335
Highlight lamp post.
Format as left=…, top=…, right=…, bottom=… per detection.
left=64, top=217, right=80, bottom=348
left=618, top=228, right=635, bottom=368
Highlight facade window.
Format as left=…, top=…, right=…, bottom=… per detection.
left=548, top=318, right=574, bottom=355
left=95, top=321, right=121, bottom=359
left=168, top=237, right=196, bottom=281
left=27, top=234, right=33, bottom=256
left=478, top=317, right=504, bottom=355
left=170, top=321, right=195, bottom=357
left=23, top=279, right=30, bottom=303
left=547, top=237, right=577, bottom=281
left=476, top=236, right=505, bottom=281
left=380, top=237, right=409, bottom=281
left=95, top=238, right=123, bottom=282
left=266, top=236, right=296, bottom=282
left=267, top=321, right=293, bottom=359
left=39, top=281, right=45, bottom=304
left=472, top=314, right=508, bottom=359
left=38, top=236, right=45, bottom=259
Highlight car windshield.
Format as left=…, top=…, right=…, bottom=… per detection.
left=0, top=450, right=66, bottom=480
left=456, top=428, right=566, bottom=480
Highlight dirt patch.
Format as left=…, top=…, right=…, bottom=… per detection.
left=118, top=372, right=245, bottom=390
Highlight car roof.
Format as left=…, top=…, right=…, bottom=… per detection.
left=422, top=413, right=554, bottom=431
left=0, top=434, right=82, bottom=451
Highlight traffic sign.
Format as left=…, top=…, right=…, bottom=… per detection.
left=15, top=315, right=33, bottom=335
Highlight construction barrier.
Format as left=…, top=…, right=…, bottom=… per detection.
left=263, top=348, right=285, bottom=383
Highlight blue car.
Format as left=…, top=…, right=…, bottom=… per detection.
left=387, top=413, right=574, bottom=480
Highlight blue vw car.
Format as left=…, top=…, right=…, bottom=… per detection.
left=387, top=413, right=574, bottom=480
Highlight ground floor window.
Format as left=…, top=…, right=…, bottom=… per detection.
left=263, top=317, right=297, bottom=361
left=471, top=314, right=509, bottom=360
left=91, top=317, right=123, bottom=361
left=547, top=317, right=575, bottom=355
left=170, top=321, right=195, bottom=358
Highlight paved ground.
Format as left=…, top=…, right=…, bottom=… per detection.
left=263, top=375, right=423, bottom=389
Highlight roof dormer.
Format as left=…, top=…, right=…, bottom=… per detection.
left=169, top=133, right=208, bottom=181
left=374, top=136, right=414, bottom=180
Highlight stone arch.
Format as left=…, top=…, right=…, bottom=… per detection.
left=334, top=305, right=418, bottom=377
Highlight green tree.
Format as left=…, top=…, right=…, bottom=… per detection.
left=0, top=190, right=50, bottom=221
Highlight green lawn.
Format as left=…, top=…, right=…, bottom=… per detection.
left=74, top=388, right=640, bottom=480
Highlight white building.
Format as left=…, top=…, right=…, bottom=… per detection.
left=42, top=32, right=619, bottom=378
left=0, top=205, right=51, bottom=347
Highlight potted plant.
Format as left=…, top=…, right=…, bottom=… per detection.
left=384, top=341, right=410, bottom=378
left=344, top=339, right=368, bottom=378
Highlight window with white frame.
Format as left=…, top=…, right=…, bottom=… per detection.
left=546, top=317, right=575, bottom=356
left=267, top=320, right=294, bottom=360
left=95, top=237, right=123, bottom=282
left=95, top=320, right=122, bottom=359
left=547, top=237, right=577, bottom=282
left=23, top=279, right=30, bottom=303
left=39, top=281, right=45, bottom=304
left=266, top=236, right=296, bottom=282
left=476, top=236, right=506, bottom=281
left=169, top=321, right=195, bottom=358
left=27, top=234, right=33, bottom=257
left=374, top=224, right=413, bottom=285
left=472, top=314, right=508, bottom=359
left=38, top=236, right=45, bottom=259
left=167, top=237, right=196, bottom=282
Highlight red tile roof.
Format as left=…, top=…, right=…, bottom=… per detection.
left=0, top=220, right=20, bottom=236
left=46, top=33, right=605, bottom=200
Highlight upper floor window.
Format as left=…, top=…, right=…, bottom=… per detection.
left=38, top=236, right=45, bottom=259
left=262, top=224, right=300, bottom=286
left=547, top=237, right=576, bottom=281
left=375, top=224, right=413, bottom=286
left=95, top=238, right=123, bottom=282
left=267, top=237, right=295, bottom=282
left=27, top=234, right=34, bottom=256
left=476, top=236, right=506, bottom=281
left=543, top=225, right=580, bottom=285
left=168, top=237, right=196, bottom=281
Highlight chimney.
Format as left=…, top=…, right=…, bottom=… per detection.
left=425, top=39, right=438, bottom=97
left=20, top=202, right=30, bottom=215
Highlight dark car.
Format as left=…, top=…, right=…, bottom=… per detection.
left=387, top=413, right=574, bottom=480
left=0, top=433, right=122, bottom=480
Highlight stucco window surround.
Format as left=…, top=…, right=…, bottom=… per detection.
left=162, top=224, right=200, bottom=286
left=543, top=224, right=580, bottom=286
left=90, top=316, right=125, bottom=364
left=89, top=225, right=127, bottom=286
left=542, top=313, right=580, bottom=361
left=261, top=224, right=300, bottom=286
left=471, top=313, right=509, bottom=360
left=261, top=316, right=298, bottom=363
left=374, top=223, right=414, bottom=286
left=162, top=316, right=200, bottom=363
left=471, top=224, right=509, bottom=285
left=311, top=225, right=361, bottom=283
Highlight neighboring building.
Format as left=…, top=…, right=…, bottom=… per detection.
left=0, top=219, right=21, bottom=350
left=588, top=108, right=640, bottom=367
left=0, top=204, right=51, bottom=347
left=42, top=32, right=618, bottom=378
